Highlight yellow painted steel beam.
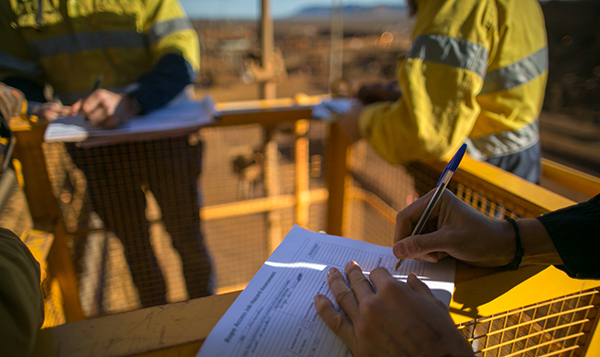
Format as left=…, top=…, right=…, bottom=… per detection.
left=436, top=155, right=576, bottom=215
left=214, top=94, right=327, bottom=127
left=325, top=122, right=352, bottom=236
left=295, top=120, right=310, bottom=227
left=450, top=265, right=600, bottom=325
left=200, top=189, right=328, bottom=221
left=586, top=318, right=600, bottom=357
left=542, top=158, right=600, bottom=197
left=34, top=292, right=242, bottom=357
left=47, top=222, right=86, bottom=322
left=215, top=94, right=326, bottom=112
left=10, top=122, right=62, bottom=224
left=348, top=186, right=397, bottom=226
left=216, top=107, right=313, bottom=127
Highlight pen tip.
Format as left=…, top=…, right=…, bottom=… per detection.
left=394, top=259, right=404, bottom=270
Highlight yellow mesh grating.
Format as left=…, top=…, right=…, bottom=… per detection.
left=457, top=289, right=600, bottom=357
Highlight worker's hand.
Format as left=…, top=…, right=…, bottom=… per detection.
left=356, top=81, right=401, bottom=105
left=336, top=103, right=364, bottom=143
left=314, top=261, right=473, bottom=357
left=394, top=189, right=562, bottom=267
left=30, top=102, right=72, bottom=121
left=393, top=189, right=518, bottom=267
left=71, top=89, right=140, bottom=128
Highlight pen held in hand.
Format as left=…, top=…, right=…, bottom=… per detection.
left=93, top=75, right=104, bottom=91
left=84, top=75, right=103, bottom=121
left=395, top=143, right=467, bottom=270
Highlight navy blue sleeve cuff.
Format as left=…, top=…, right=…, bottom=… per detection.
left=125, top=53, right=195, bottom=114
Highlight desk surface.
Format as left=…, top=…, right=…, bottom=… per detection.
left=34, top=262, right=600, bottom=357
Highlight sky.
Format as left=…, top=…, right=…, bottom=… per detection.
left=180, top=0, right=407, bottom=20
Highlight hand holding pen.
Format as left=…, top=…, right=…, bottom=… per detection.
left=83, top=75, right=103, bottom=121
left=394, top=143, right=466, bottom=269
left=29, top=95, right=71, bottom=121
left=392, top=143, right=535, bottom=268
left=71, top=75, right=138, bottom=127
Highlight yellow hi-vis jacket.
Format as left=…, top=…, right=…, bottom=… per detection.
left=0, top=0, right=199, bottom=105
left=358, top=0, right=548, bottom=164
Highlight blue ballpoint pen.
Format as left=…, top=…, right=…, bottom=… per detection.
left=395, top=143, right=467, bottom=270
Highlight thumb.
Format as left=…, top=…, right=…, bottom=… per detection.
left=393, top=230, right=450, bottom=261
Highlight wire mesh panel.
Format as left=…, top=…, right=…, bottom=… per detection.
left=345, top=193, right=396, bottom=247
left=344, top=141, right=417, bottom=245
left=408, top=161, right=545, bottom=219
left=344, top=142, right=600, bottom=356
left=202, top=124, right=294, bottom=293
left=39, top=115, right=336, bottom=316
left=43, top=136, right=213, bottom=317
left=458, top=289, right=600, bottom=357
left=349, top=141, right=417, bottom=213
left=204, top=214, right=268, bottom=293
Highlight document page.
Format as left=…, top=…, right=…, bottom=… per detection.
left=198, top=225, right=455, bottom=357
left=44, top=91, right=217, bottom=147
left=311, top=97, right=355, bottom=121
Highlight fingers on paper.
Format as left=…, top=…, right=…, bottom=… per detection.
left=344, top=261, right=374, bottom=303
left=367, top=267, right=394, bottom=290
left=314, top=295, right=354, bottom=346
left=326, top=267, right=360, bottom=321
left=406, top=273, right=434, bottom=297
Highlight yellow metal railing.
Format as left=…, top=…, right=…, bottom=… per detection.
left=207, top=95, right=600, bottom=356
left=9, top=94, right=600, bottom=356
left=542, top=158, right=600, bottom=198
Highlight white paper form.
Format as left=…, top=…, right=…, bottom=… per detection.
left=198, top=225, right=455, bottom=357
left=44, top=90, right=218, bottom=148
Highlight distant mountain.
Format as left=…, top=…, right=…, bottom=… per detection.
left=290, top=5, right=408, bottom=19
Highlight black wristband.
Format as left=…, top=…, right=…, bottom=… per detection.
left=504, top=218, right=524, bottom=271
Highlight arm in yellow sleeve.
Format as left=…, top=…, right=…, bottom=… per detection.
left=358, top=59, right=483, bottom=165
left=358, top=0, right=498, bottom=165
left=143, top=0, right=200, bottom=73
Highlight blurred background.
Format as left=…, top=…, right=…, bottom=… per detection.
left=186, top=0, right=600, bottom=180
left=5, top=4, right=599, bottom=349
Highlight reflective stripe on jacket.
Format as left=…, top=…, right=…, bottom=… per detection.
left=0, top=0, right=199, bottom=104
left=358, top=0, right=548, bottom=164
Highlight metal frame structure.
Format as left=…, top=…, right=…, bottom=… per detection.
left=8, top=95, right=600, bottom=356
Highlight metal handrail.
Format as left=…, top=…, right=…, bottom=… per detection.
left=542, top=158, right=600, bottom=197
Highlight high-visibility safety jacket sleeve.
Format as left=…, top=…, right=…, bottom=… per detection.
left=126, top=0, right=200, bottom=113
left=358, top=0, right=494, bottom=165
left=358, top=0, right=547, bottom=165
left=143, top=0, right=200, bottom=72
left=0, top=228, right=44, bottom=357
left=0, top=0, right=200, bottom=108
left=358, top=52, right=485, bottom=165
